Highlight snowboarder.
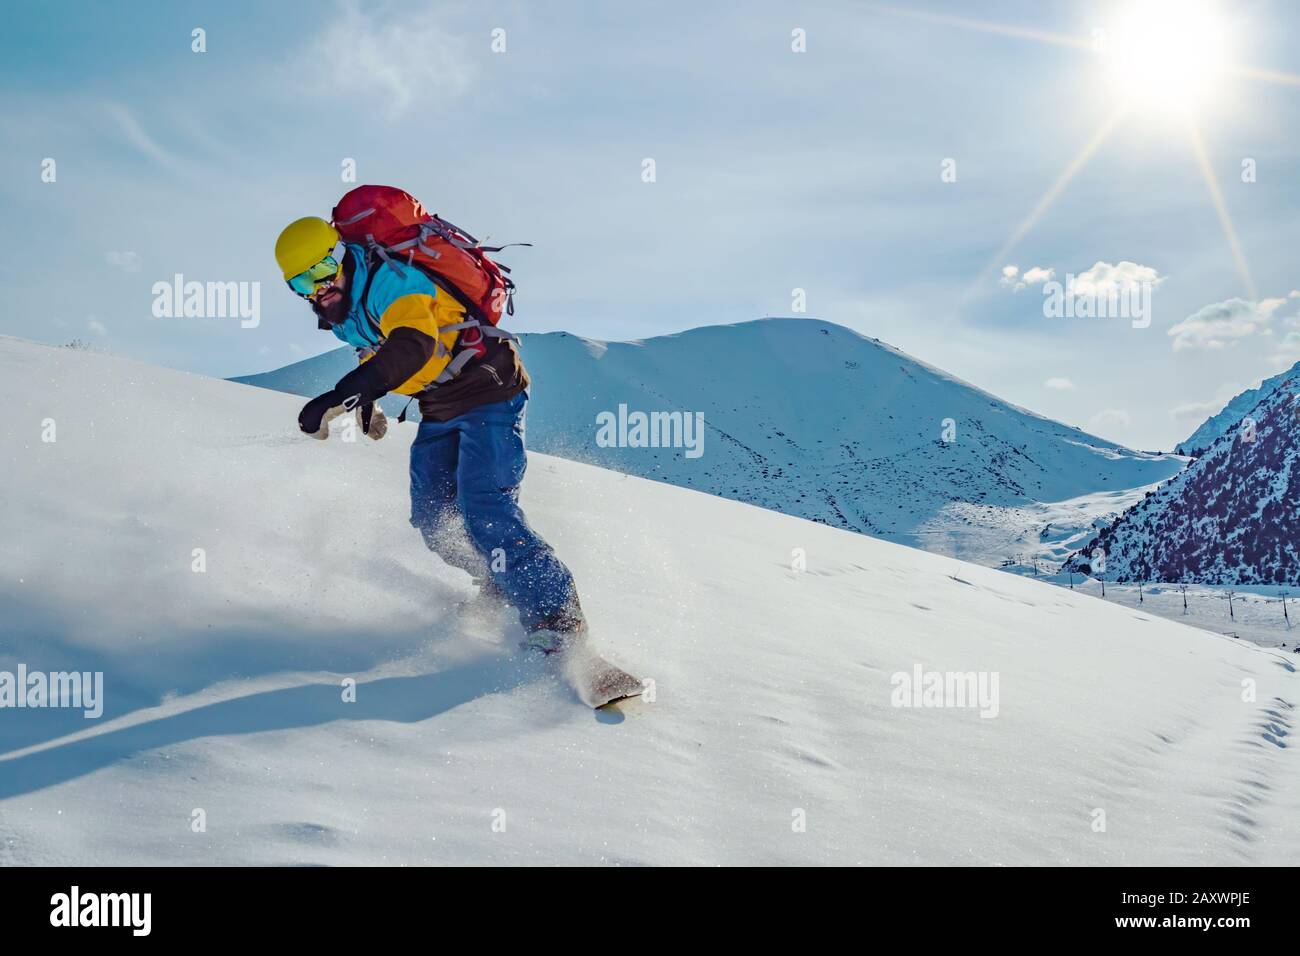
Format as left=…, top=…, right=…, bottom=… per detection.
left=273, top=197, right=588, bottom=656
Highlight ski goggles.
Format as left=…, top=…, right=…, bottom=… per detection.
left=286, top=255, right=341, bottom=297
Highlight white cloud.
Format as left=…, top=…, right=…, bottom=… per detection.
left=1089, top=408, right=1131, bottom=434
left=105, top=251, right=141, bottom=273
left=1067, top=260, right=1163, bottom=298
left=1000, top=263, right=1052, bottom=293
left=1044, top=376, right=1074, bottom=390
left=1166, top=297, right=1287, bottom=351
left=86, top=317, right=107, bottom=336
left=307, top=1, right=473, bottom=120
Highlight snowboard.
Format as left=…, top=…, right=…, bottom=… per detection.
left=558, top=645, right=644, bottom=709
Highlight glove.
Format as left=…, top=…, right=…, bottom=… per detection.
left=357, top=402, right=388, bottom=440
left=298, top=390, right=355, bottom=440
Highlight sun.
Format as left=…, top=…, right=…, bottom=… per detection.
left=1105, top=0, right=1231, bottom=112
left=877, top=0, right=1295, bottom=302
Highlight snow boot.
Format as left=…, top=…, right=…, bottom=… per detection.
left=522, top=600, right=588, bottom=656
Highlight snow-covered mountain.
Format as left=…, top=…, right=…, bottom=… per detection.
left=1177, top=361, right=1300, bottom=456
left=3, top=336, right=1297, bottom=865
left=234, top=319, right=1183, bottom=556
left=1066, top=378, right=1300, bottom=585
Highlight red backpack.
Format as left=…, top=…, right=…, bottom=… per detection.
left=331, top=185, right=525, bottom=326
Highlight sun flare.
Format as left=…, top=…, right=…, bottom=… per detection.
left=878, top=0, right=1290, bottom=300
left=1105, top=0, right=1231, bottom=112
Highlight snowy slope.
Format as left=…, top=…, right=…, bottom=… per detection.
left=2, top=337, right=1297, bottom=866
left=1177, top=361, right=1300, bottom=456
left=234, top=319, right=1184, bottom=555
left=1066, top=378, right=1300, bottom=586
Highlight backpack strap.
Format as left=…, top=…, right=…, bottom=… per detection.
left=479, top=325, right=519, bottom=342
left=420, top=217, right=535, bottom=255
left=428, top=214, right=478, bottom=245
left=422, top=324, right=521, bottom=388
left=426, top=319, right=477, bottom=362
left=367, top=237, right=410, bottom=278
left=432, top=348, right=482, bottom=384
left=336, top=207, right=376, bottom=227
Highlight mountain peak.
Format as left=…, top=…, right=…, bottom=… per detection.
left=1177, top=360, right=1300, bottom=456
left=1069, top=377, right=1300, bottom=584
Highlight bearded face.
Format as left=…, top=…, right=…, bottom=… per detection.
left=310, top=256, right=352, bottom=329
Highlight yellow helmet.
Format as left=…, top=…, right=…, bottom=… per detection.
left=274, top=217, right=340, bottom=280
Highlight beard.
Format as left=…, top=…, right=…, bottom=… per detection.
left=310, top=283, right=349, bottom=329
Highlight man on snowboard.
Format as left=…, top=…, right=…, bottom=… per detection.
left=273, top=188, right=586, bottom=654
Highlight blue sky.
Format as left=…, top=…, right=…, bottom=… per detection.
left=3, top=0, right=1299, bottom=450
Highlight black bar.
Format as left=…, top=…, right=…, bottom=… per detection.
left=0, top=867, right=1285, bottom=943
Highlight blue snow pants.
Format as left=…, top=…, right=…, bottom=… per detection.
left=408, top=391, right=583, bottom=633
